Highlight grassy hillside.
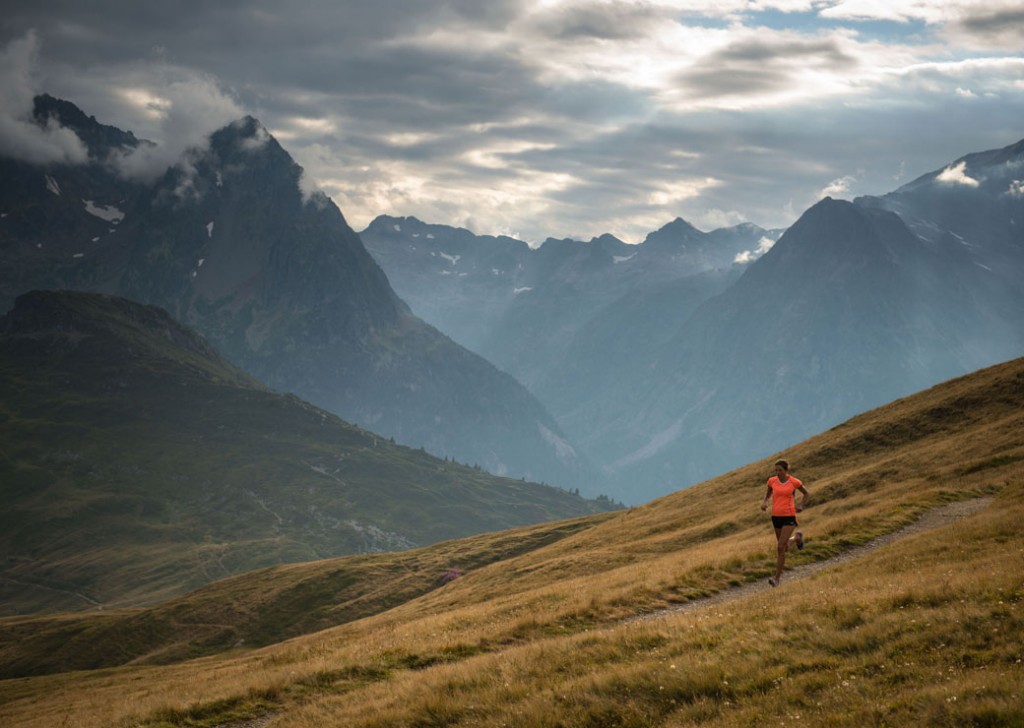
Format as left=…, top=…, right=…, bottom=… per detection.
left=1, top=356, right=1022, bottom=726
left=0, top=291, right=615, bottom=616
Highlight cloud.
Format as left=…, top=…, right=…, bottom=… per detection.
left=2, top=2, right=1022, bottom=242
left=734, top=235, right=777, bottom=264
left=948, top=4, right=1024, bottom=51
left=936, top=160, right=980, bottom=187
left=1004, top=179, right=1023, bottom=197
left=819, top=0, right=955, bottom=24
left=109, top=72, right=245, bottom=182
left=694, top=207, right=747, bottom=230
left=528, top=0, right=666, bottom=41
left=820, top=174, right=858, bottom=199
left=0, top=31, right=88, bottom=165
left=668, top=29, right=864, bottom=111
left=0, top=30, right=245, bottom=186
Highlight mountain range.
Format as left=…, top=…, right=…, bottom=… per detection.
left=0, top=95, right=601, bottom=494
left=2, top=95, right=1021, bottom=507
left=360, top=215, right=781, bottom=395
left=363, top=138, right=1024, bottom=501
left=0, top=289, right=614, bottom=615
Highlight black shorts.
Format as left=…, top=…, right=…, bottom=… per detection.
left=771, top=516, right=799, bottom=529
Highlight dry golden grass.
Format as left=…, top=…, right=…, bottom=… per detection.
left=1, top=358, right=1022, bottom=727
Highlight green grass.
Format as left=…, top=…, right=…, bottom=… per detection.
left=2, top=351, right=1024, bottom=728
left=0, top=291, right=617, bottom=617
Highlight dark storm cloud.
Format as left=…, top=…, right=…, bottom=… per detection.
left=715, top=37, right=856, bottom=68
left=1, top=0, right=527, bottom=119
left=675, top=36, right=858, bottom=99
left=956, top=6, right=1024, bottom=39
left=528, top=0, right=667, bottom=41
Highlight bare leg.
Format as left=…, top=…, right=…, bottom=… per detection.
left=775, top=524, right=796, bottom=582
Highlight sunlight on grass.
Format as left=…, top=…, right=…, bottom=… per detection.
left=1, top=359, right=1023, bottom=727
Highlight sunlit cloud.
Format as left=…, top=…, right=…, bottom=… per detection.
left=821, top=174, right=858, bottom=198
left=936, top=160, right=979, bottom=187
left=647, top=177, right=721, bottom=207
left=2, top=1, right=1022, bottom=240
left=114, top=87, right=172, bottom=119
left=734, top=235, right=777, bottom=264
left=110, top=74, right=244, bottom=182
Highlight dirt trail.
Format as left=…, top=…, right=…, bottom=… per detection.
left=213, top=497, right=993, bottom=728
left=628, top=496, right=993, bottom=624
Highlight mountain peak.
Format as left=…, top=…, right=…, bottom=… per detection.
left=639, top=217, right=705, bottom=254
left=745, top=195, right=921, bottom=284
left=32, top=93, right=141, bottom=157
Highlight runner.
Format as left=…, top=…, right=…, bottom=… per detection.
left=760, top=459, right=809, bottom=587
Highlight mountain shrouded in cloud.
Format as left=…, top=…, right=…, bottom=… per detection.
left=0, top=32, right=88, bottom=166
left=0, top=96, right=603, bottom=495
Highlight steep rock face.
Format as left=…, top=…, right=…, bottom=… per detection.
left=0, top=99, right=598, bottom=493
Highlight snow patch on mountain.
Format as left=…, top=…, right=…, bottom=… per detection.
left=344, top=519, right=416, bottom=552
left=538, top=422, right=577, bottom=461
left=82, top=200, right=125, bottom=223
left=608, top=417, right=685, bottom=471
left=45, top=175, right=60, bottom=195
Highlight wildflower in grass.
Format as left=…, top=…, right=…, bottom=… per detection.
left=441, top=568, right=462, bottom=583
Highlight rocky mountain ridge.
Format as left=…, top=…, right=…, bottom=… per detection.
left=0, top=96, right=602, bottom=494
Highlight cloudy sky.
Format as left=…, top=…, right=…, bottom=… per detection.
left=2, top=1, right=1023, bottom=243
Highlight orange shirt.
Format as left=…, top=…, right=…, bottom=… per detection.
left=767, top=475, right=803, bottom=517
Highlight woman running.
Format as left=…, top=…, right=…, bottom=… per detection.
left=760, top=459, right=809, bottom=587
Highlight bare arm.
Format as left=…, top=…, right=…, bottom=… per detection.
left=760, top=487, right=772, bottom=511
left=796, top=484, right=810, bottom=512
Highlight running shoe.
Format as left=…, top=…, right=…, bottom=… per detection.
left=795, top=531, right=804, bottom=550
left=768, top=576, right=779, bottom=587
